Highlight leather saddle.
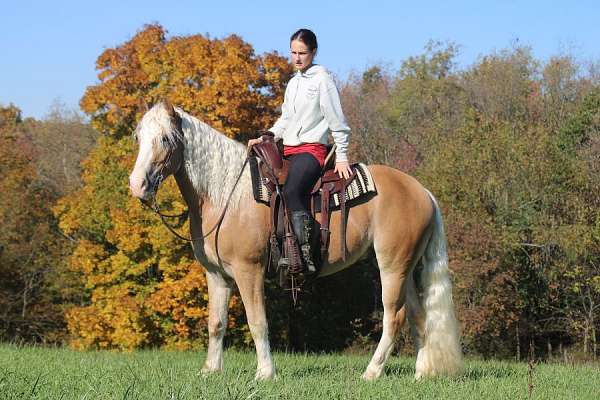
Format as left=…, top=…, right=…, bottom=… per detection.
left=250, top=135, right=357, bottom=277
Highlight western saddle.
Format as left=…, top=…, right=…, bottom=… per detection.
left=250, top=135, right=356, bottom=288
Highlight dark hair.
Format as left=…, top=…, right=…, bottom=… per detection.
left=290, top=29, right=318, bottom=52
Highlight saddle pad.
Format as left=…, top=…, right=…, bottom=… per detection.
left=328, top=163, right=377, bottom=208
left=250, top=157, right=377, bottom=208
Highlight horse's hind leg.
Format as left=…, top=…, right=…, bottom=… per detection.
left=201, top=271, right=232, bottom=374
left=362, top=267, right=408, bottom=381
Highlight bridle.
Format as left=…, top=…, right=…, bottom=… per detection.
left=139, top=133, right=250, bottom=261
left=141, top=172, right=191, bottom=241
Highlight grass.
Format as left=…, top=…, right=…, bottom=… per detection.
left=0, top=344, right=599, bottom=399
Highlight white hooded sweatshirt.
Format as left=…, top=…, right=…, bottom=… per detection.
left=269, top=64, right=351, bottom=161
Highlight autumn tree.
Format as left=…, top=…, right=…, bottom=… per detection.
left=55, top=24, right=292, bottom=349
left=0, top=104, right=84, bottom=343
left=0, top=103, right=22, bottom=131
left=79, top=24, right=290, bottom=139
left=340, top=65, right=423, bottom=172
left=30, top=101, right=98, bottom=196
left=335, top=43, right=600, bottom=359
left=44, top=25, right=600, bottom=358
left=409, top=46, right=600, bottom=358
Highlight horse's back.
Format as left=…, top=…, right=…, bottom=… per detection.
left=367, top=164, right=433, bottom=221
left=321, top=164, right=434, bottom=274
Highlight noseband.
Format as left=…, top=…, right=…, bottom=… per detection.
left=140, top=138, right=189, bottom=238
left=141, top=169, right=191, bottom=242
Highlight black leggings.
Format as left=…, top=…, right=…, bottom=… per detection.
left=283, top=153, right=321, bottom=212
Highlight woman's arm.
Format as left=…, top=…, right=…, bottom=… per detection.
left=319, top=74, right=352, bottom=178
left=319, top=74, right=350, bottom=161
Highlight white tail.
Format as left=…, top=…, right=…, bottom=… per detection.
left=414, top=192, right=463, bottom=379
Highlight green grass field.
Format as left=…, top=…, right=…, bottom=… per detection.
left=1, top=344, right=598, bottom=399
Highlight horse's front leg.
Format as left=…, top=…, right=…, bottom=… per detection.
left=201, top=271, right=232, bottom=375
left=233, top=263, right=275, bottom=380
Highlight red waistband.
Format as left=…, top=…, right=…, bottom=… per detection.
left=283, top=143, right=328, bottom=167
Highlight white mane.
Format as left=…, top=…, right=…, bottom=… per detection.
left=173, top=107, right=252, bottom=209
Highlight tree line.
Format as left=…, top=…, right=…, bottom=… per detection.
left=1, top=24, right=598, bottom=361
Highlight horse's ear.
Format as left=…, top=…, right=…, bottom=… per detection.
left=160, top=99, right=176, bottom=118
left=161, top=99, right=182, bottom=132
left=137, top=97, right=150, bottom=114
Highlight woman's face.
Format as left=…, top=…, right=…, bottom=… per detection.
left=290, top=39, right=315, bottom=72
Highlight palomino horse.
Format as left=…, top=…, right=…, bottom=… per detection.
left=128, top=101, right=463, bottom=380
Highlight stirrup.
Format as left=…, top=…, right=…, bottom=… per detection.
left=300, top=244, right=316, bottom=275
left=277, top=257, right=289, bottom=269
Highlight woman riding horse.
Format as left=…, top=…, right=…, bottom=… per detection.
left=128, top=32, right=463, bottom=381
left=248, top=29, right=352, bottom=274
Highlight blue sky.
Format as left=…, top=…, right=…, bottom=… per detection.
left=2, top=1, right=600, bottom=119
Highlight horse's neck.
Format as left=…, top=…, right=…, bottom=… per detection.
left=178, top=111, right=252, bottom=210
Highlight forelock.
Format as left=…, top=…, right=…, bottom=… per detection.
left=137, top=102, right=181, bottom=151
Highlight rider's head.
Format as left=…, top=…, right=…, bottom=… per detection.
left=290, top=29, right=317, bottom=72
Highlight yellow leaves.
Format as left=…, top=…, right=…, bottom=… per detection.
left=70, top=240, right=104, bottom=275
left=0, top=104, right=22, bottom=132
left=66, top=291, right=149, bottom=351
left=66, top=306, right=108, bottom=350
left=147, top=264, right=207, bottom=315
left=62, top=24, right=293, bottom=350
left=142, top=264, right=209, bottom=348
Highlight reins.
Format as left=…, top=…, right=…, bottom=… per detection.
left=144, top=197, right=191, bottom=241
left=141, top=153, right=250, bottom=250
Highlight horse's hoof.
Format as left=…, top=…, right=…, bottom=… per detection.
left=199, top=366, right=221, bottom=377
left=254, top=368, right=276, bottom=381
left=361, top=369, right=381, bottom=381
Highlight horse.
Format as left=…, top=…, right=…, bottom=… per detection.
left=128, top=100, right=463, bottom=380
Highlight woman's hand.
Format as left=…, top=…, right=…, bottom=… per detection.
left=247, top=136, right=264, bottom=149
left=334, top=160, right=352, bottom=179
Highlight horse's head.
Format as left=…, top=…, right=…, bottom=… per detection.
left=129, top=100, right=184, bottom=201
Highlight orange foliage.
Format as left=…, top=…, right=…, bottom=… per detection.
left=0, top=105, right=78, bottom=343
left=57, top=24, right=291, bottom=349
left=80, top=24, right=291, bottom=138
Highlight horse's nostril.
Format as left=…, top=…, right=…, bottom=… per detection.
left=140, top=175, right=153, bottom=190
left=129, top=174, right=149, bottom=197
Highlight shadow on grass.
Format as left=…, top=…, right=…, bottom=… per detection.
left=461, top=364, right=518, bottom=380
left=284, top=360, right=417, bottom=379
left=384, top=363, right=415, bottom=377
left=384, top=362, right=518, bottom=381
left=286, top=364, right=342, bottom=378
left=279, top=357, right=518, bottom=381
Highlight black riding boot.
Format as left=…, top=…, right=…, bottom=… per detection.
left=290, top=210, right=316, bottom=274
